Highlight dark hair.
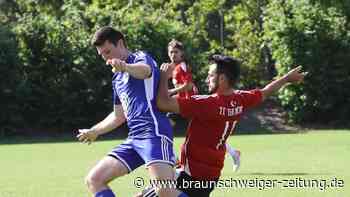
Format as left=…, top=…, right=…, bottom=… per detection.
left=209, top=54, right=240, bottom=86
left=168, top=39, right=192, bottom=70
left=168, top=39, right=184, bottom=51
left=91, top=26, right=126, bottom=47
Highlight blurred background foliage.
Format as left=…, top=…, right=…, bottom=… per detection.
left=1, top=0, right=349, bottom=133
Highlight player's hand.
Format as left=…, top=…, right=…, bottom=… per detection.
left=284, top=66, right=307, bottom=83
left=160, top=63, right=175, bottom=79
left=106, top=58, right=127, bottom=73
left=76, top=128, right=98, bottom=145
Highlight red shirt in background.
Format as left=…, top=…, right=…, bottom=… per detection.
left=172, top=62, right=198, bottom=99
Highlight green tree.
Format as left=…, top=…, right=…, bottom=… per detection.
left=264, top=0, right=350, bottom=123
left=0, top=25, right=21, bottom=133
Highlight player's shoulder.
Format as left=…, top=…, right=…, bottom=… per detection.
left=173, top=62, right=185, bottom=70
left=133, top=51, right=158, bottom=66
left=179, top=62, right=188, bottom=72
left=190, top=94, right=217, bottom=102
left=233, top=89, right=257, bottom=95
left=133, top=50, right=148, bottom=58
left=235, top=89, right=251, bottom=93
left=134, top=50, right=157, bottom=60
left=231, top=89, right=261, bottom=100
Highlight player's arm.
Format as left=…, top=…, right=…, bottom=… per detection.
left=76, top=105, right=126, bottom=144
left=157, top=63, right=181, bottom=113
left=89, top=105, right=126, bottom=135
left=107, top=58, right=151, bottom=79
left=261, top=66, right=306, bottom=101
left=169, top=82, right=193, bottom=96
left=124, top=62, right=151, bottom=79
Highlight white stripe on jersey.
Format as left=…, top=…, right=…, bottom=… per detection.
left=143, top=187, right=157, bottom=197
left=166, top=138, right=169, bottom=161
left=161, top=137, right=166, bottom=161
left=216, top=121, right=230, bottom=150
left=180, top=62, right=187, bottom=72
left=144, top=63, right=172, bottom=143
left=163, top=137, right=169, bottom=161
left=183, top=137, right=191, bottom=176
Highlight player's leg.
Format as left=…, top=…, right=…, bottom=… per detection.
left=85, top=156, right=128, bottom=196
left=134, top=169, right=182, bottom=197
left=148, top=162, right=182, bottom=197
left=85, top=139, right=144, bottom=196
left=134, top=186, right=156, bottom=197
left=137, top=169, right=216, bottom=197
left=225, top=143, right=241, bottom=172
left=133, top=136, right=188, bottom=197
left=175, top=170, right=217, bottom=197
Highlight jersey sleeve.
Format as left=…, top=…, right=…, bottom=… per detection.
left=133, top=52, right=156, bottom=77
left=177, top=95, right=213, bottom=119
left=134, top=52, right=148, bottom=64
left=240, top=89, right=263, bottom=108
left=172, top=64, right=193, bottom=85
left=180, top=63, right=193, bottom=83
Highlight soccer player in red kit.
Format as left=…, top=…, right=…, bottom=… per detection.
left=167, top=39, right=198, bottom=99
left=167, top=40, right=240, bottom=171
left=157, top=55, right=304, bottom=196
left=138, top=55, right=305, bottom=197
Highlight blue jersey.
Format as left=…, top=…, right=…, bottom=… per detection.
left=112, top=51, right=173, bottom=142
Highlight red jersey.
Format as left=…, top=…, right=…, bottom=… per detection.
left=172, top=62, right=198, bottom=99
left=177, top=90, right=262, bottom=180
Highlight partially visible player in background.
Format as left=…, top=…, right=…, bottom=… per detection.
left=167, top=40, right=241, bottom=171
left=165, top=39, right=197, bottom=128
left=167, top=39, right=197, bottom=99
left=164, top=39, right=197, bottom=168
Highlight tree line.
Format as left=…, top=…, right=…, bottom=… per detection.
left=1, top=0, right=349, bottom=134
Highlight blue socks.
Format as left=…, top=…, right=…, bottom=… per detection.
left=95, top=189, right=115, bottom=197
left=178, top=192, right=189, bottom=197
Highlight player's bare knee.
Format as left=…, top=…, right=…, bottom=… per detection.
left=155, top=188, right=167, bottom=197
left=156, top=187, right=176, bottom=197
left=85, top=173, right=95, bottom=188
left=85, top=171, right=104, bottom=189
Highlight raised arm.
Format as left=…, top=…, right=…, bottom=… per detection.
left=261, top=66, right=306, bottom=100
left=76, top=105, right=126, bottom=144
left=156, top=63, right=180, bottom=113
left=169, top=82, right=194, bottom=96
left=107, top=58, right=151, bottom=79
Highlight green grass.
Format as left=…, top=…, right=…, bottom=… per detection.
left=0, top=130, right=349, bottom=197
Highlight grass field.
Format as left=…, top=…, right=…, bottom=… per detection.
left=0, top=130, right=349, bottom=197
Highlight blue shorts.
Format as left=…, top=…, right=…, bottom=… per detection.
left=108, top=136, right=175, bottom=172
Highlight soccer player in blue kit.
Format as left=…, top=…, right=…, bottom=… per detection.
left=76, top=26, right=187, bottom=197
